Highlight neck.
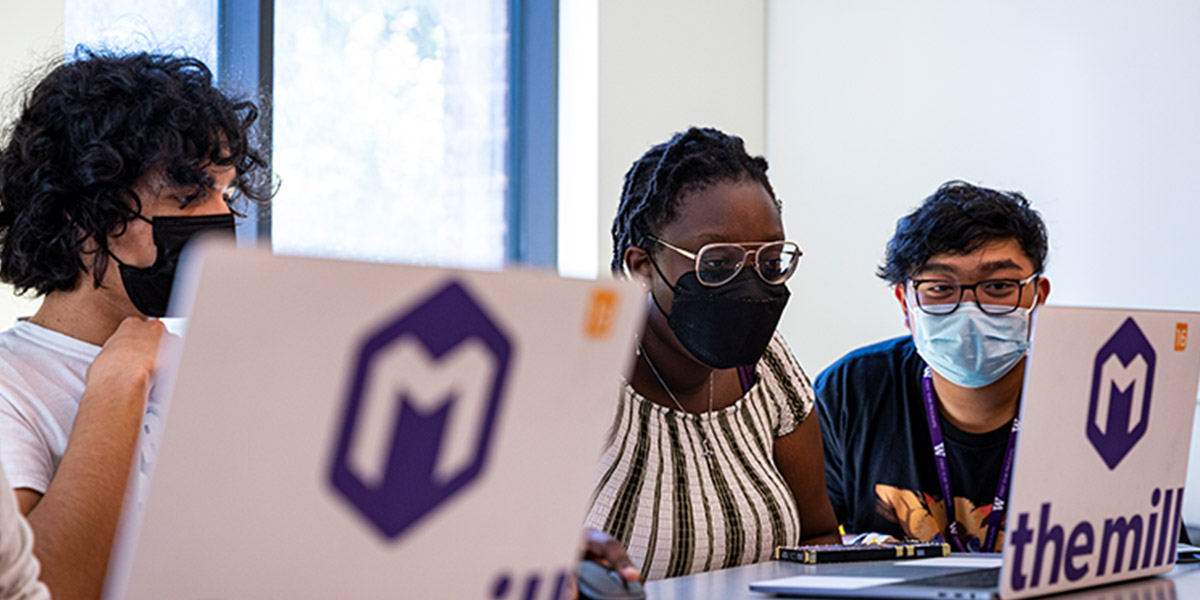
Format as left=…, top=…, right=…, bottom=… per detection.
left=30, top=288, right=127, bottom=347
left=632, top=324, right=715, bottom=413
left=930, top=358, right=1024, bottom=434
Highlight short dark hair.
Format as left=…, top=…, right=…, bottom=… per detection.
left=877, top=180, right=1048, bottom=285
left=610, top=126, right=779, bottom=274
left=0, top=49, right=271, bottom=296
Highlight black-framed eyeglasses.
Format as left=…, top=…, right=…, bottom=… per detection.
left=909, top=273, right=1040, bottom=315
left=646, top=235, right=802, bottom=287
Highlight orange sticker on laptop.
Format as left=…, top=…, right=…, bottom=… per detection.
left=584, top=289, right=619, bottom=339
left=1176, top=323, right=1189, bottom=351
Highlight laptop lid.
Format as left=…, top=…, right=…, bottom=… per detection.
left=999, top=306, right=1200, bottom=598
left=748, top=306, right=1200, bottom=599
left=104, top=240, right=644, bottom=598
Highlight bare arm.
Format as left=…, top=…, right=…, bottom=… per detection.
left=17, top=318, right=164, bottom=600
left=773, top=406, right=841, bottom=546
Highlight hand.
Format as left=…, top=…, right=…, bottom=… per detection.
left=85, top=317, right=169, bottom=397
left=580, top=527, right=641, bottom=582
left=28, top=317, right=173, bottom=600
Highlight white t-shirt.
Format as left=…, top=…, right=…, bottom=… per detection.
left=0, top=464, right=48, bottom=599
left=0, top=321, right=162, bottom=507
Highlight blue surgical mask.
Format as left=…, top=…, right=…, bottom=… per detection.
left=907, top=298, right=1034, bottom=389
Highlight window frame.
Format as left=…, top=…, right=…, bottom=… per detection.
left=216, top=0, right=558, bottom=265
left=506, top=0, right=558, bottom=267
left=218, top=0, right=273, bottom=245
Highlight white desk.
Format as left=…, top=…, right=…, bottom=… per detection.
left=643, top=559, right=1200, bottom=599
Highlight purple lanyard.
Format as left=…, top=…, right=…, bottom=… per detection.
left=920, top=366, right=1020, bottom=553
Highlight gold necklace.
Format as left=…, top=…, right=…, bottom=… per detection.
left=638, top=344, right=715, bottom=464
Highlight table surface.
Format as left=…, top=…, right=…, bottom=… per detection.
left=642, top=558, right=1200, bottom=599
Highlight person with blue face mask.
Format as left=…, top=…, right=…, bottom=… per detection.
left=814, top=180, right=1051, bottom=552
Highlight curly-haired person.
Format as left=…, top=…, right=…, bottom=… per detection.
left=0, top=49, right=270, bottom=598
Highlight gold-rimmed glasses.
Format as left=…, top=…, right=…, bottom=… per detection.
left=646, top=236, right=802, bottom=287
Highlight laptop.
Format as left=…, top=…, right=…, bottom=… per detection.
left=101, top=240, right=644, bottom=599
left=751, top=305, right=1200, bottom=599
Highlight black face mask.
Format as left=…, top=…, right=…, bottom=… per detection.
left=111, top=214, right=236, bottom=317
left=649, top=257, right=791, bottom=369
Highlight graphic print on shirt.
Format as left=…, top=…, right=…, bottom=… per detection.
left=329, top=280, right=514, bottom=541
left=875, top=484, right=1005, bottom=550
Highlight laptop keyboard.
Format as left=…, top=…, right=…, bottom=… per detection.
left=893, top=567, right=1001, bottom=590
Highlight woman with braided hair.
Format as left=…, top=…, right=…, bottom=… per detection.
left=583, top=127, right=840, bottom=580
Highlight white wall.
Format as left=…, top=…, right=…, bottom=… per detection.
left=22, top=0, right=1197, bottom=371
left=767, top=0, right=1200, bottom=374
left=0, top=1, right=62, bottom=325
left=557, top=0, right=600, bottom=279
left=592, top=0, right=766, bottom=276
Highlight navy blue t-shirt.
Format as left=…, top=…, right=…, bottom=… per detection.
left=815, top=336, right=1012, bottom=549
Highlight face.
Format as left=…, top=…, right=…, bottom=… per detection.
left=99, top=162, right=237, bottom=314
left=894, top=237, right=1051, bottom=327
left=624, top=179, right=785, bottom=358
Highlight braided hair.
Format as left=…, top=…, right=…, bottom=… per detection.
left=610, top=127, right=779, bottom=274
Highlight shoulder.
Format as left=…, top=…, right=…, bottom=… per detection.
left=0, top=329, right=43, bottom=407
left=0, top=324, right=89, bottom=489
left=757, top=332, right=812, bottom=393
left=814, top=336, right=921, bottom=407
left=754, top=332, right=816, bottom=431
left=0, top=324, right=26, bottom=360
left=815, top=335, right=919, bottom=387
left=761, top=332, right=804, bottom=372
left=0, top=321, right=95, bottom=383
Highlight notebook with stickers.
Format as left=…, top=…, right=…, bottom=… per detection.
left=751, top=306, right=1200, bottom=599
left=102, top=240, right=644, bottom=599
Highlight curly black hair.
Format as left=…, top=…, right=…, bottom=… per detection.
left=0, top=48, right=271, bottom=296
left=877, top=180, right=1049, bottom=285
left=610, top=127, right=779, bottom=274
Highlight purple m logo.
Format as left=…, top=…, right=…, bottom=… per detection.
left=329, top=280, right=514, bottom=540
left=1087, top=318, right=1156, bottom=470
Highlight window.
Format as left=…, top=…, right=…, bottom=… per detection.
left=63, top=0, right=556, bottom=271
left=272, top=0, right=510, bottom=269
left=65, top=0, right=218, bottom=68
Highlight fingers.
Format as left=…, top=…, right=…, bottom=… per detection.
left=116, top=315, right=166, bottom=335
left=565, top=573, right=578, bottom=600
left=88, top=318, right=168, bottom=386
left=107, top=317, right=167, bottom=352
left=581, top=527, right=641, bottom=582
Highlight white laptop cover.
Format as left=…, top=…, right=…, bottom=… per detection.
left=750, top=306, right=1200, bottom=599
left=1000, top=306, right=1200, bottom=598
left=104, top=240, right=644, bottom=598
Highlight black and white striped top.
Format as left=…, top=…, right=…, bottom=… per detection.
left=584, top=334, right=814, bottom=580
